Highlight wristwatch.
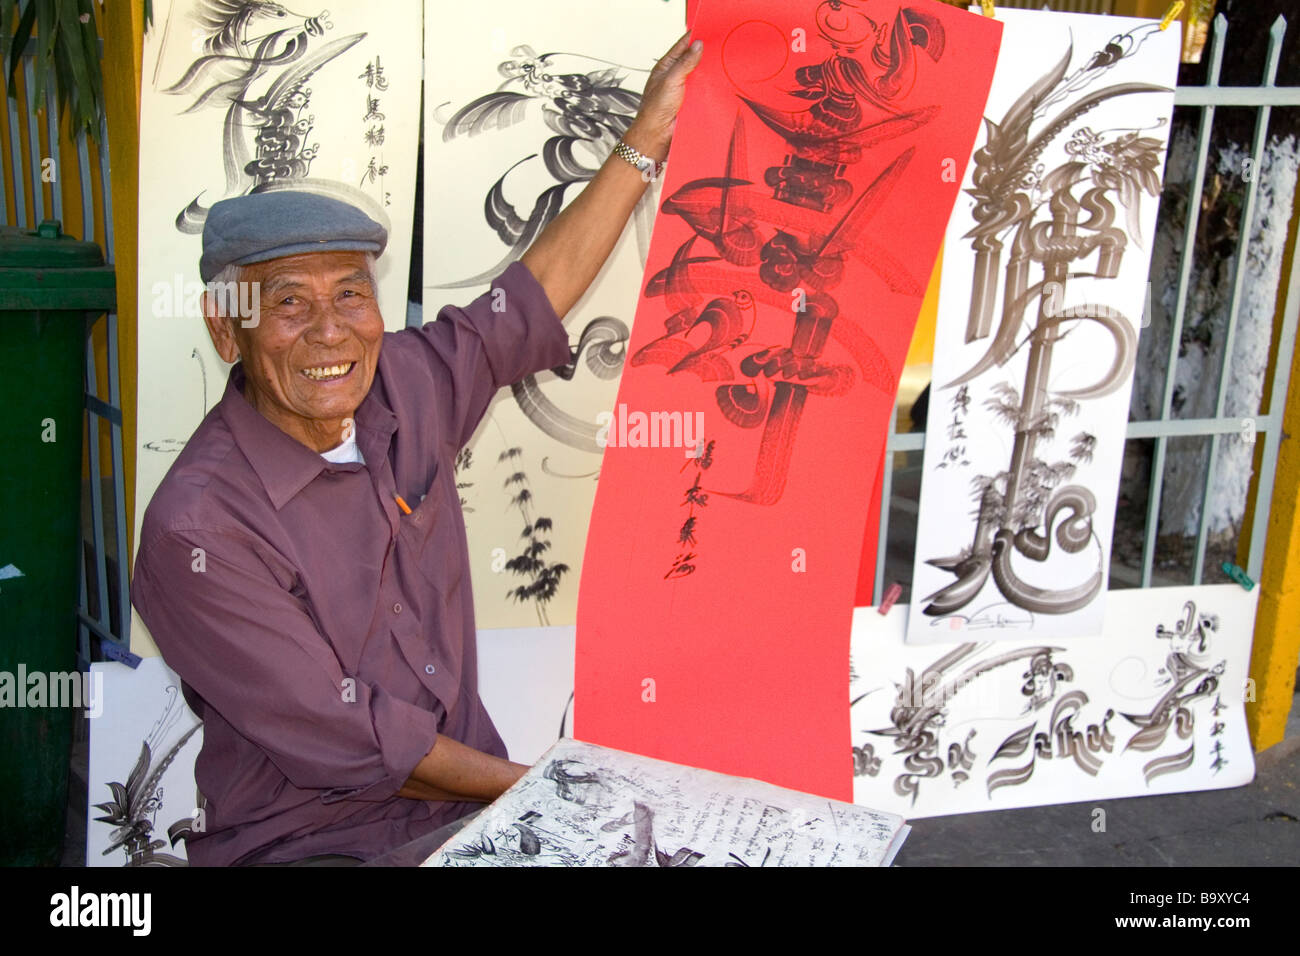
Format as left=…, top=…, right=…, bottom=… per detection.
left=613, top=140, right=666, bottom=182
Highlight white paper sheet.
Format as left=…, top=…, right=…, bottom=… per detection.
left=477, top=625, right=575, bottom=764
left=422, top=0, right=684, bottom=630
left=424, top=738, right=908, bottom=867
left=908, top=11, right=1180, bottom=642
left=855, top=585, right=1257, bottom=818
left=86, top=657, right=203, bottom=866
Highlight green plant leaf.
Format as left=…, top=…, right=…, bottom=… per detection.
left=55, top=0, right=98, bottom=137
left=75, top=0, right=101, bottom=118
left=32, top=0, right=55, bottom=109
left=0, top=1, right=16, bottom=49
left=5, top=0, right=35, bottom=92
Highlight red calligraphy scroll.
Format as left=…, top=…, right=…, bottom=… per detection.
left=576, top=0, right=1000, bottom=799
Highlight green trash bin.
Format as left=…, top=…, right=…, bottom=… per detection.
left=0, top=220, right=115, bottom=865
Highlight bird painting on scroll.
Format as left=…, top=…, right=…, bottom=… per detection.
left=132, top=0, right=422, bottom=657
left=577, top=0, right=1001, bottom=799
left=908, top=11, right=1180, bottom=644
left=423, top=0, right=685, bottom=629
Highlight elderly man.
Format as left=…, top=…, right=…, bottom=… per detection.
left=130, top=34, right=702, bottom=866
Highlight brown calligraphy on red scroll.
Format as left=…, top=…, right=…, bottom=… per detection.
left=576, top=0, right=1001, bottom=800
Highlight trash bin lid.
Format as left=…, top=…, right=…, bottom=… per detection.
left=0, top=220, right=115, bottom=311
left=0, top=221, right=104, bottom=268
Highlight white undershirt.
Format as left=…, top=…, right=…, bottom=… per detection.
left=319, top=430, right=365, bottom=465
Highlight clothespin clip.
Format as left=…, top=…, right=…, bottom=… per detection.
left=981, top=0, right=995, bottom=18
left=878, top=582, right=903, bottom=616
left=1221, top=562, right=1255, bottom=591
left=1159, top=1, right=1184, bottom=31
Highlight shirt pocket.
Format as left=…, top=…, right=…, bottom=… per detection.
left=402, top=465, right=465, bottom=597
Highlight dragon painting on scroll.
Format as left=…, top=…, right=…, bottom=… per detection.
left=432, top=42, right=651, bottom=457
left=154, top=1, right=386, bottom=237
left=909, top=12, right=1181, bottom=642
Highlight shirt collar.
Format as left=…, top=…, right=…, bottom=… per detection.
left=218, top=360, right=397, bottom=510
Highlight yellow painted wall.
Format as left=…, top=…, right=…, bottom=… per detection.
left=100, top=0, right=144, bottom=572
left=1243, top=191, right=1300, bottom=751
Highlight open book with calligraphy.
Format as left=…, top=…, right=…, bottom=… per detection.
left=422, top=738, right=909, bottom=867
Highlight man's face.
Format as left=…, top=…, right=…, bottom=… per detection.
left=202, top=250, right=384, bottom=452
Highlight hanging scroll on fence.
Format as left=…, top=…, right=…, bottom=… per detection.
left=908, top=11, right=1180, bottom=643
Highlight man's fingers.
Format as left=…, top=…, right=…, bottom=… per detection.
left=653, top=38, right=704, bottom=95
left=652, top=30, right=694, bottom=76
left=678, top=39, right=704, bottom=74
left=659, top=40, right=703, bottom=95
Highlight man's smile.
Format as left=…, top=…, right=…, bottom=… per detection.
left=300, top=360, right=358, bottom=382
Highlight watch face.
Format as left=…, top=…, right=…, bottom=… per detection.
left=636, top=156, right=655, bottom=176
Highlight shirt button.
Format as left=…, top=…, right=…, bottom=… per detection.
left=392, top=602, right=402, bottom=614
left=425, top=664, right=436, bottom=675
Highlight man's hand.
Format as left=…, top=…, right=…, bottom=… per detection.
left=623, top=31, right=705, bottom=161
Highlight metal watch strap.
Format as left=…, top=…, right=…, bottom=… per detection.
left=613, top=140, right=664, bottom=180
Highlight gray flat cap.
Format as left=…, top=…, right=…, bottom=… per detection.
left=200, top=191, right=387, bottom=282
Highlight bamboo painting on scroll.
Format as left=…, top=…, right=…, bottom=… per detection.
left=423, top=0, right=685, bottom=630
left=908, top=11, right=1179, bottom=643
left=577, top=0, right=1001, bottom=798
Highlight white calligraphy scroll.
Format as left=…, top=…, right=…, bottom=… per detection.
left=908, top=11, right=1179, bottom=642
left=422, top=0, right=685, bottom=630
left=855, top=584, right=1256, bottom=817
left=133, top=0, right=422, bottom=656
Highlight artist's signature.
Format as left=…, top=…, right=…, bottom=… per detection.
left=933, top=603, right=1035, bottom=632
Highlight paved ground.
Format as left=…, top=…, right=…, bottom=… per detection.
left=895, top=736, right=1300, bottom=866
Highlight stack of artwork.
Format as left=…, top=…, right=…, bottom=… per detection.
left=564, top=2, right=1256, bottom=818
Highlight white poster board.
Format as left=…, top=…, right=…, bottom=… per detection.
left=87, top=657, right=203, bottom=866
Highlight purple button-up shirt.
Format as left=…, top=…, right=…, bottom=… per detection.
left=130, top=261, right=570, bottom=866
